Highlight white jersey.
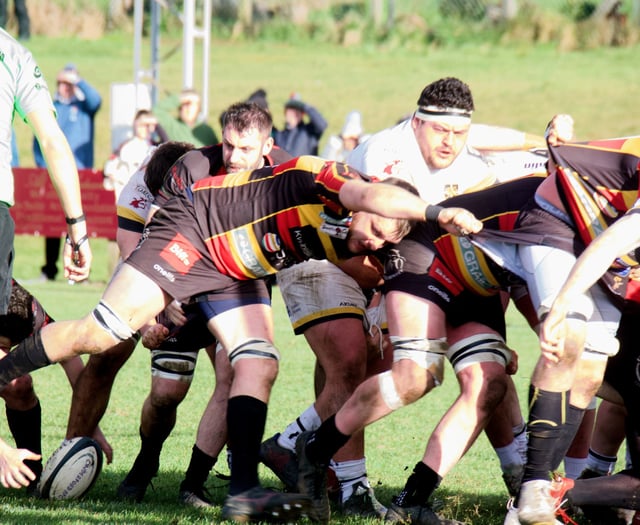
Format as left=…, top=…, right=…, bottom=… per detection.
left=347, top=119, right=495, bottom=203
left=105, top=137, right=155, bottom=200
left=116, top=162, right=154, bottom=234
left=0, top=29, right=55, bottom=205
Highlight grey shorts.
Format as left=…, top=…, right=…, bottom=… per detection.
left=277, top=259, right=369, bottom=334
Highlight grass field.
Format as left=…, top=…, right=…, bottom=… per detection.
left=3, top=27, right=636, bottom=524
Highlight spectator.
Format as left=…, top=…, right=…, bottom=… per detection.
left=273, top=93, right=327, bottom=156
left=322, top=110, right=368, bottom=162
left=33, top=63, right=101, bottom=282
left=103, top=109, right=164, bottom=200
left=154, top=88, right=218, bottom=147
left=0, top=0, right=29, bottom=41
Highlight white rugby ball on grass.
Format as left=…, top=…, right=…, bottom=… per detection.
left=38, top=437, right=103, bottom=500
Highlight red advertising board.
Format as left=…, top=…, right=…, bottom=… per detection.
left=10, top=168, right=118, bottom=240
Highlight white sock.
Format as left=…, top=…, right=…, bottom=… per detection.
left=277, top=404, right=322, bottom=451
left=513, top=421, right=528, bottom=464
left=330, top=458, right=368, bottom=501
left=585, top=448, right=617, bottom=476
left=495, top=441, right=525, bottom=471
left=564, top=456, right=587, bottom=479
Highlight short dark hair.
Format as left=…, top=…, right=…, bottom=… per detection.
left=222, top=102, right=273, bottom=136
left=144, top=141, right=195, bottom=196
left=417, top=77, right=474, bottom=113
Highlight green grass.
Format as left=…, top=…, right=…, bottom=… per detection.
left=5, top=235, right=543, bottom=524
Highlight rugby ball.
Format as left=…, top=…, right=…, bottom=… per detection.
left=38, top=437, right=103, bottom=500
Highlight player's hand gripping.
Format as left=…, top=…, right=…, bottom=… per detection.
left=436, top=207, right=483, bottom=237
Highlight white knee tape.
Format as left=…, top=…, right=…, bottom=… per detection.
left=151, top=350, right=198, bottom=383
left=378, top=370, right=404, bottom=411
left=390, top=336, right=447, bottom=386
left=447, top=333, right=510, bottom=374
left=228, top=338, right=280, bottom=367
left=91, top=300, right=136, bottom=342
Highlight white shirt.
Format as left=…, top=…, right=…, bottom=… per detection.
left=347, top=119, right=495, bottom=203
left=0, top=29, right=55, bottom=205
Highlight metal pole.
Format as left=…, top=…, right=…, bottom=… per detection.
left=182, top=0, right=195, bottom=89
left=200, top=0, right=212, bottom=120
left=150, top=0, right=161, bottom=105
left=133, top=0, right=143, bottom=84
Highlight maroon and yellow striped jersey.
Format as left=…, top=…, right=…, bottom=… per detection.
left=176, top=156, right=369, bottom=279
left=551, top=136, right=640, bottom=253
left=155, top=143, right=293, bottom=209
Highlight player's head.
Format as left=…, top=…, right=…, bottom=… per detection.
left=144, top=141, right=195, bottom=196
left=347, top=178, right=418, bottom=254
left=221, top=101, right=274, bottom=172
left=411, top=77, right=474, bottom=170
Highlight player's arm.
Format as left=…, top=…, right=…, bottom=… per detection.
left=541, top=210, right=640, bottom=359
left=25, top=107, right=92, bottom=282
left=338, top=178, right=483, bottom=236
left=58, top=357, right=114, bottom=463
left=469, top=124, right=546, bottom=151
left=336, top=256, right=384, bottom=290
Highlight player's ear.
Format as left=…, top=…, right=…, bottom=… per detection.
left=262, top=136, right=274, bottom=156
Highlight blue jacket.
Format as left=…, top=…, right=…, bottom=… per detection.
left=33, top=79, right=102, bottom=169
left=273, top=103, right=327, bottom=157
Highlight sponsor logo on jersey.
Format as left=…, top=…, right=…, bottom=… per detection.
left=383, top=160, right=401, bottom=176
left=153, top=263, right=175, bottom=282
left=130, top=197, right=147, bottom=209
left=427, top=257, right=464, bottom=297
left=159, top=232, right=202, bottom=274
left=458, top=237, right=498, bottom=292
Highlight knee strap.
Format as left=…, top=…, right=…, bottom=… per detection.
left=538, top=293, right=593, bottom=323
left=390, top=336, right=448, bottom=386
left=151, top=349, right=198, bottom=382
left=448, top=333, right=511, bottom=374
left=228, top=338, right=280, bottom=367
left=91, top=301, right=136, bottom=342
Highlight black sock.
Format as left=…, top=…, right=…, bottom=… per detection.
left=128, top=427, right=164, bottom=481
left=181, top=444, right=216, bottom=492
left=521, top=386, right=568, bottom=492
left=305, top=414, right=350, bottom=466
left=393, top=461, right=441, bottom=507
left=6, top=400, right=42, bottom=479
left=551, top=404, right=585, bottom=470
left=227, top=395, right=267, bottom=495
left=0, top=332, right=51, bottom=388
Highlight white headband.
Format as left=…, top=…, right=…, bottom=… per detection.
left=414, top=105, right=472, bottom=126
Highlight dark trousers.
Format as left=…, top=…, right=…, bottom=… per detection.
left=0, top=0, right=30, bottom=39
left=41, top=237, right=61, bottom=280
